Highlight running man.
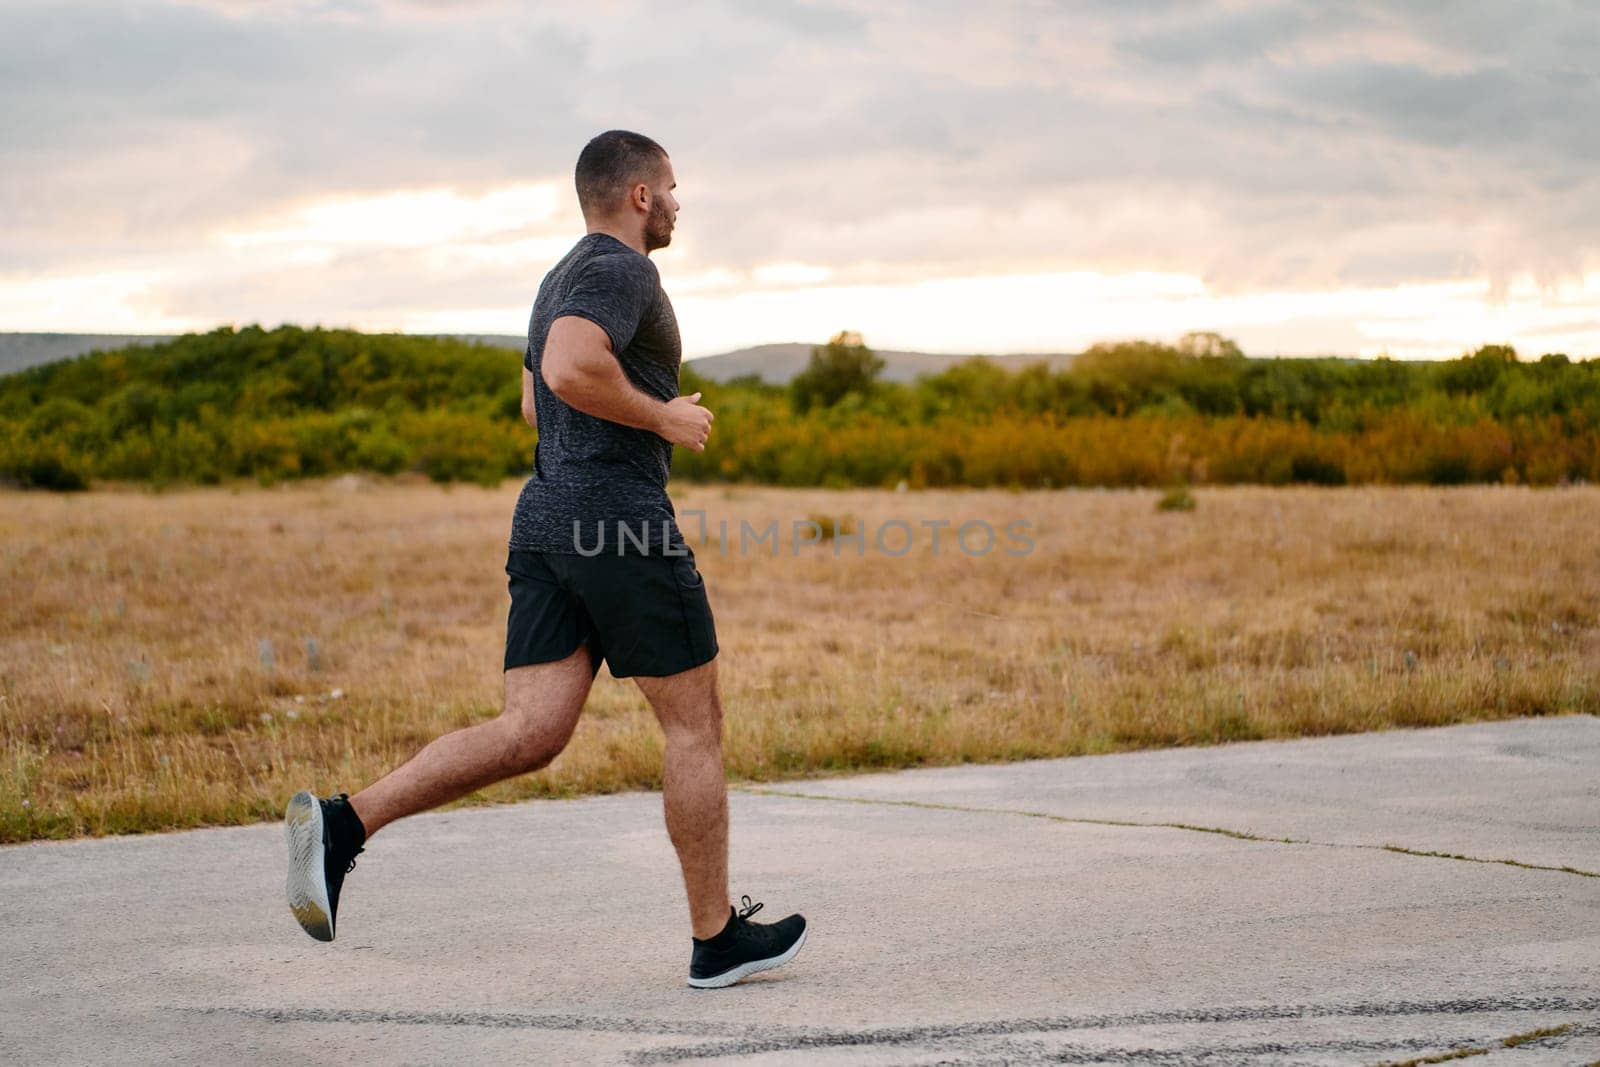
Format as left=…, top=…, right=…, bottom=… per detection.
left=283, top=130, right=807, bottom=989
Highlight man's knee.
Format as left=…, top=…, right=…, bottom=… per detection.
left=499, top=646, right=592, bottom=772
left=497, top=703, right=579, bottom=775
left=676, top=697, right=723, bottom=743
left=495, top=711, right=573, bottom=775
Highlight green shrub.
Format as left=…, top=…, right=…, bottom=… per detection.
left=1156, top=486, right=1196, bottom=511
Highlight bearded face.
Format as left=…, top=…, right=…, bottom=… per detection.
left=643, top=192, right=675, bottom=252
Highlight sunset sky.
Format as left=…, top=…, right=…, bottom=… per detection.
left=4, top=0, right=1597, bottom=360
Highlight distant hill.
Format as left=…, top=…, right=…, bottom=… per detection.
left=434, top=334, right=526, bottom=353
left=684, top=343, right=1077, bottom=384
left=0, top=332, right=528, bottom=377
left=0, top=333, right=178, bottom=376
left=0, top=332, right=1073, bottom=384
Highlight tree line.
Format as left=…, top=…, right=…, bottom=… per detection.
left=1, top=324, right=1596, bottom=490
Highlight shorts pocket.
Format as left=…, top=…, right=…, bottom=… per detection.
left=673, top=556, right=705, bottom=590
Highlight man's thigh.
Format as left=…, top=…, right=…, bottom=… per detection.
left=633, top=655, right=720, bottom=735
left=503, top=640, right=596, bottom=740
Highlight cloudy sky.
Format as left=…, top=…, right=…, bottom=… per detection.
left=3, top=0, right=1597, bottom=359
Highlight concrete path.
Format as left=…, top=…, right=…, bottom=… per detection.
left=3, top=716, right=1598, bottom=1065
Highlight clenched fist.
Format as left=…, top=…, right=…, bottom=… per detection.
left=657, top=391, right=715, bottom=452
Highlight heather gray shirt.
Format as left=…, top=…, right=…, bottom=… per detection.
left=509, top=233, right=688, bottom=555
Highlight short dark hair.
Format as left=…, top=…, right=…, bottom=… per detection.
left=575, top=130, right=668, bottom=218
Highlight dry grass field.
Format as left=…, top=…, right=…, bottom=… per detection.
left=2, top=478, right=1596, bottom=843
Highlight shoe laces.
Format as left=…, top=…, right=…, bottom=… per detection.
left=736, top=894, right=763, bottom=921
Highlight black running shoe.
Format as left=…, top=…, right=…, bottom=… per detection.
left=284, top=790, right=366, bottom=942
left=688, top=895, right=808, bottom=989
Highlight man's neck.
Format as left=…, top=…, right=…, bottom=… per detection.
left=586, top=224, right=647, bottom=256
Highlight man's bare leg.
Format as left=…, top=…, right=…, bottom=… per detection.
left=633, top=655, right=729, bottom=940
left=349, top=642, right=596, bottom=837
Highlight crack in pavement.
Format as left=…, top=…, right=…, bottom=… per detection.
left=1364, top=1019, right=1590, bottom=1067
left=882, top=1029, right=1588, bottom=1066
left=186, top=1006, right=779, bottom=1038
left=1181, top=764, right=1600, bottom=839
left=876, top=1034, right=1455, bottom=1066
left=623, top=996, right=1600, bottom=1064
left=186, top=997, right=1600, bottom=1065
left=738, top=788, right=1600, bottom=879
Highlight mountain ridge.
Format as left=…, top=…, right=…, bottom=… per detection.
left=0, top=332, right=1076, bottom=383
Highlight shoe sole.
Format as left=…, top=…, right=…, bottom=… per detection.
left=284, top=790, right=334, bottom=942
left=687, top=925, right=808, bottom=989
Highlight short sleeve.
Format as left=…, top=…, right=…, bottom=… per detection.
left=553, top=252, right=658, bottom=356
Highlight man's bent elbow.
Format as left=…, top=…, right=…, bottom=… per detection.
left=542, top=361, right=577, bottom=402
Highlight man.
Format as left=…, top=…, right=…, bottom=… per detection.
left=283, top=130, right=807, bottom=990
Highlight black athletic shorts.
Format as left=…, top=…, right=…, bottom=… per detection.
left=503, top=547, right=718, bottom=678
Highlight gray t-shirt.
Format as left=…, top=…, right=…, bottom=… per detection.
left=509, top=233, right=688, bottom=556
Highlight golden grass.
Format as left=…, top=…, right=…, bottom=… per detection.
left=2, top=478, right=1596, bottom=842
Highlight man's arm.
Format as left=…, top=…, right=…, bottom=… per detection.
left=521, top=365, right=537, bottom=430
left=542, top=315, right=713, bottom=451
left=542, top=316, right=666, bottom=433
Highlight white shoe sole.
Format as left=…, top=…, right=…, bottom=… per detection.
left=284, top=790, right=334, bottom=942
left=687, top=925, right=808, bottom=989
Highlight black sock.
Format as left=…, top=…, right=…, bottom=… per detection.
left=330, top=795, right=367, bottom=853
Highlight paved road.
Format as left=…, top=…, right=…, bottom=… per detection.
left=3, top=716, right=1598, bottom=1065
